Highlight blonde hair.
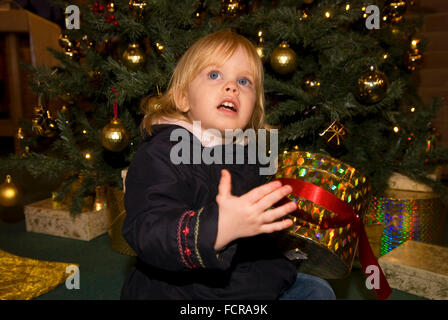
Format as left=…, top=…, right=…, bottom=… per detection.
left=141, top=29, right=270, bottom=135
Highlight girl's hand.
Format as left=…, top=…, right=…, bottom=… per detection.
left=214, top=169, right=296, bottom=251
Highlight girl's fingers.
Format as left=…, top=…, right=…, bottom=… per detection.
left=259, top=218, right=293, bottom=234
left=252, top=185, right=293, bottom=212
left=217, top=169, right=232, bottom=198
left=241, top=180, right=283, bottom=204
left=262, top=201, right=296, bottom=224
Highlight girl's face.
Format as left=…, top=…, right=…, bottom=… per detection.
left=178, top=46, right=257, bottom=134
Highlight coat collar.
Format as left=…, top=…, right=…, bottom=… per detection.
left=152, top=116, right=248, bottom=148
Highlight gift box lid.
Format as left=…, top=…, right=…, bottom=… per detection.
left=379, top=240, right=448, bottom=277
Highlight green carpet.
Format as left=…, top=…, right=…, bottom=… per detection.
left=0, top=217, right=430, bottom=300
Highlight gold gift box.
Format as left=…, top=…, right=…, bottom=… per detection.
left=273, top=151, right=372, bottom=279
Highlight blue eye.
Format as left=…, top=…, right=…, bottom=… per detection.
left=238, top=78, right=251, bottom=86
left=208, top=71, right=221, bottom=80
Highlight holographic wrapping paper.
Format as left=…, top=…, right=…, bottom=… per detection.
left=365, top=189, right=446, bottom=256
left=0, top=249, right=76, bottom=300
left=274, top=151, right=372, bottom=279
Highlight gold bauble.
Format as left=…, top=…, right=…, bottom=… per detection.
left=122, top=43, right=146, bottom=70
left=101, top=118, right=130, bottom=152
left=0, top=175, right=21, bottom=207
left=403, top=49, right=423, bottom=71
left=32, top=106, right=58, bottom=138
left=129, top=0, right=147, bottom=18
left=356, top=66, right=389, bottom=104
left=148, top=95, right=162, bottom=111
left=383, top=0, right=408, bottom=23
left=270, top=42, right=298, bottom=75
left=58, top=33, right=74, bottom=49
left=140, top=94, right=162, bottom=114
left=301, top=73, right=321, bottom=95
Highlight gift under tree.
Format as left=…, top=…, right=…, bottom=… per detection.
left=1, top=0, right=448, bottom=300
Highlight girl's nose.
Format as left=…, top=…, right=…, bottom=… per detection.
left=224, top=81, right=239, bottom=95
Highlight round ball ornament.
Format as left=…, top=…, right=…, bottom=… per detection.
left=101, top=118, right=130, bottom=152
left=356, top=66, right=389, bottom=104
left=270, top=42, right=298, bottom=75
left=58, top=33, right=77, bottom=49
left=0, top=175, right=21, bottom=207
left=122, top=43, right=146, bottom=70
left=146, top=95, right=162, bottom=112
left=32, top=105, right=58, bottom=138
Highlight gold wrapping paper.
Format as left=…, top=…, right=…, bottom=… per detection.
left=0, top=249, right=77, bottom=300
left=105, top=187, right=136, bottom=256
left=274, top=151, right=372, bottom=279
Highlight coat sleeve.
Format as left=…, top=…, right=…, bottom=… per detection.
left=122, top=138, right=237, bottom=272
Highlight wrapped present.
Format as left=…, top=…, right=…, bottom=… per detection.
left=0, top=249, right=77, bottom=300
left=273, top=151, right=391, bottom=299
left=24, top=198, right=107, bottom=241
left=387, top=171, right=443, bottom=193
left=378, top=240, right=448, bottom=300
left=365, top=189, right=446, bottom=256
left=105, top=186, right=136, bottom=256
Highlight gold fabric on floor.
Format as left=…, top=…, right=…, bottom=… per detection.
left=0, top=249, right=77, bottom=300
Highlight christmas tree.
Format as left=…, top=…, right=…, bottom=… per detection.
left=2, top=0, right=447, bottom=214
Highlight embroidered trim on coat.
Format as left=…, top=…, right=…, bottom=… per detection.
left=177, top=210, right=199, bottom=269
left=194, top=207, right=206, bottom=268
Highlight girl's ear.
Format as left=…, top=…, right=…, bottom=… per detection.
left=174, top=89, right=190, bottom=113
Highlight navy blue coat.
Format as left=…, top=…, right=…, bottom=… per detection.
left=120, top=124, right=296, bottom=299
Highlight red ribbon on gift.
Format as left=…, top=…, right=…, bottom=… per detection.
left=276, top=177, right=392, bottom=300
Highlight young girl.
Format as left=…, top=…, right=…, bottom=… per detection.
left=121, top=30, right=335, bottom=300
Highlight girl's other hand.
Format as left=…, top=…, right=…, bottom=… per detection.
left=214, top=169, right=296, bottom=251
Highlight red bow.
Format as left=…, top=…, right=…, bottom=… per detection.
left=276, top=177, right=391, bottom=300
